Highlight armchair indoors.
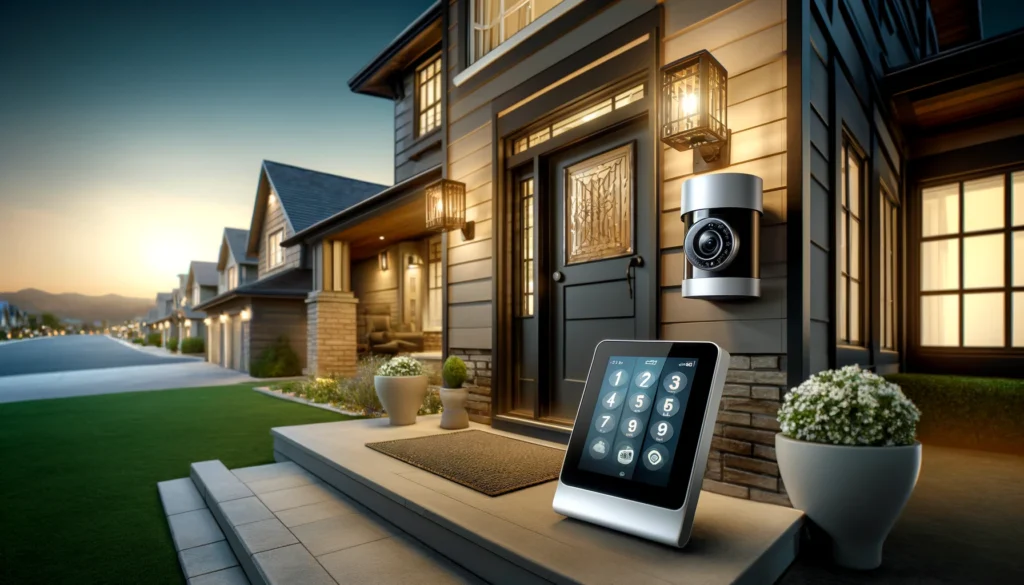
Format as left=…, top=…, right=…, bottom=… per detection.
left=364, top=308, right=424, bottom=355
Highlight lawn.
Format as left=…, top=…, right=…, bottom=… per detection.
left=0, top=383, right=358, bottom=585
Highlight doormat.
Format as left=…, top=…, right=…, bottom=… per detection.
left=366, top=430, right=565, bottom=497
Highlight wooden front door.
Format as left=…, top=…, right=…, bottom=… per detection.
left=513, top=118, right=656, bottom=425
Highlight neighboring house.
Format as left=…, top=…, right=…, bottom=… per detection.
left=194, top=162, right=386, bottom=373
left=182, top=260, right=219, bottom=341
left=147, top=292, right=175, bottom=344
left=0, top=301, right=28, bottom=334
left=283, top=0, right=1023, bottom=504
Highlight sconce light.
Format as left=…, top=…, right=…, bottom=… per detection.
left=660, top=50, right=730, bottom=173
left=268, top=191, right=277, bottom=206
left=219, top=314, right=227, bottom=323
left=425, top=178, right=474, bottom=240
left=240, top=309, right=251, bottom=321
left=184, top=319, right=191, bottom=328
left=204, top=318, right=211, bottom=326
left=379, top=251, right=389, bottom=271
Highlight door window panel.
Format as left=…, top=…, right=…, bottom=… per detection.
left=520, top=178, right=535, bottom=317
left=564, top=144, right=633, bottom=265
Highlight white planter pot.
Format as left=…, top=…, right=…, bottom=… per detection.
left=776, top=433, right=921, bottom=570
left=374, top=375, right=428, bottom=426
left=439, top=387, right=469, bottom=429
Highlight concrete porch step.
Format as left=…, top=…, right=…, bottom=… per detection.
left=188, top=459, right=481, bottom=585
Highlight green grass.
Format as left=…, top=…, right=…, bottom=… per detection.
left=0, top=383, right=358, bottom=584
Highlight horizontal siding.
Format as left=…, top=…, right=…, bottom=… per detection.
left=661, top=319, right=785, bottom=354
left=251, top=298, right=307, bottom=369
left=448, top=302, right=492, bottom=329
left=258, top=188, right=299, bottom=278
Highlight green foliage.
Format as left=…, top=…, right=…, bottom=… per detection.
left=165, top=337, right=179, bottom=352
left=180, top=337, right=205, bottom=354
left=131, top=338, right=143, bottom=345
left=146, top=332, right=162, bottom=347
left=249, top=336, right=301, bottom=378
left=41, top=312, right=61, bottom=329
left=885, top=373, right=1024, bottom=454
left=441, top=355, right=468, bottom=388
left=419, top=387, right=443, bottom=415
left=376, top=355, right=424, bottom=377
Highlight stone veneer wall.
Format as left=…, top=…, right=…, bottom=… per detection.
left=422, top=331, right=442, bottom=353
left=305, top=291, right=359, bottom=377
left=449, top=348, right=492, bottom=424
left=703, top=354, right=791, bottom=507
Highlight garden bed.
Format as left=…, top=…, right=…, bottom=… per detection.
left=886, top=373, right=1024, bottom=455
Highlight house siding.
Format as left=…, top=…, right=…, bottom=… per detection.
left=258, top=187, right=301, bottom=278
left=251, top=298, right=307, bottom=371
left=395, top=65, right=444, bottom=184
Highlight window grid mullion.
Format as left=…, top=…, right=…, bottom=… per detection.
left=958, top=181, right=965, bottom=347
left=1005, top=172, right=1013, bottom=348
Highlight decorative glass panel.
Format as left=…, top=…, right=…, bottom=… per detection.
left=922, top=183, right=960, bottom=237
left=921, top=239, right=959, bottom=291
left=920, top=294, right=959, bottom=346
left=963, top=293, right=1004, bottom=347
left=512, top=83, right=644, bottom=154
left=564, top=144, right=633, bottom=265
left=520, top=179, right=535, bottom=317
left=963, top=234, right=1004, bottom=289
left=963, top=175, right=1004, bottom=232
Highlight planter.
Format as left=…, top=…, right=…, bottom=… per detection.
left=776, top=433, right=921, bottom=570
left=374, top=375, right=428, bottom=426
left=439, top=387, right=469, bottom=429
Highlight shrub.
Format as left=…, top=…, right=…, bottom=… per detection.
left=249, top=336, right=301, bottom=378
left=419, top=387, right=443, bottom=415
left=341, top=355, right=387, bottom=416
left=442, top=356, right=468, bottom=388
left=376, top=356, right=424, bottom=377
left=165, top=337, right=179, bottom=352
left=778, top=365, right=920, bottom=446
left=180, top=337, right=205, bottom=354
left=146, top=332, right=162, bottom=347
left=131, top=338, right=143, bottom=345
left=885, top=373, right=1024, bottom=454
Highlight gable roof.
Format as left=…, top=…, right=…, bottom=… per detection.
left=248, top=161, right=387, bottom=256
left=186, top=261, right=219, bottom=290
left=193, top=268, right=313, bottom=312
left=219, top=227, right=258, bottom=271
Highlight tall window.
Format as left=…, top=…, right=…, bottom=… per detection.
left=920, top=171, right=1024, bottom=347
left=839, top=139, right=866, bottom=345
left=881, top=185, right=899, bottom=350
left=519, top=178, right=535, bottom=317
left=472, top=0, right=566, bottom=63
left=227, top=266, right=238, bottom=290
left=268, top=230, right=284, bottom=268
left=425, top=236, right=442, bottom=331
left=416, top=56, right=442, bottom=137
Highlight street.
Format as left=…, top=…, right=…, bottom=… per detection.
left=0, top=335, right=194, bottom=376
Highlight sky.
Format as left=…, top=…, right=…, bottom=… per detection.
left=0, top=0, right=433, bottom=299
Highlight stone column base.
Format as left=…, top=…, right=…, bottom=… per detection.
left=306, top=291, right=359, bottom=377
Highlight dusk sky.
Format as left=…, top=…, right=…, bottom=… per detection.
left=0, top=0, right=432, bottom=299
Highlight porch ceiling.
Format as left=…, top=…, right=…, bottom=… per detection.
left=328, top=195, right=434, bottom=260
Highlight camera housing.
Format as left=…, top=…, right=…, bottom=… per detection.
left=680, top=173, right=762, bottom=299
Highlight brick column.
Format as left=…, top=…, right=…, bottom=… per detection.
left=306, top=291, right=359, bottom=377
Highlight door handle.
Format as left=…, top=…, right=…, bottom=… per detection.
left=626, top=255, right=644, bottom=300
left=553, top=271, right=564, bottom=282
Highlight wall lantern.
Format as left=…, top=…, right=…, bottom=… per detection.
left=425, top=178, right=474, bottom=240
left=660, top=50, right=730, bottom=173
left=184, top=319, right=192, bottom=328
left=219, top=314, right=227, bottom=324
left=240, top=309, right=251, bottom=322
left=379, top=251, right=389, bottom=272
left=204, top=318, right=211, bottom=325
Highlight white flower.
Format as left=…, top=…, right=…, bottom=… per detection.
left=377, top=356, right=425, bottom=377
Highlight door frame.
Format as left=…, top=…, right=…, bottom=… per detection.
left=490, top=9, right=662, bottom=437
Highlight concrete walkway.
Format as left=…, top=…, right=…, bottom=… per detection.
left=0, top=361, right=255, bottom=403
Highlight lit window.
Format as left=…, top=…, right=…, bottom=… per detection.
left=838, top=139, right=865, bottom=346
left=425, top=236, right=443, bottom=331
left=512, top=83, right=645, bottom=154
left=472, top=0, right=566, bottom=63
left=919, top=172, right=1024, bottom=348
left=268, top=230, right=284, bottom=268
left=881, top=186, right=899, bottom=350
left=416, top=56, right=442, bottom=137
left=519, top=178, right=535, bottom=317
left=227, top=266, right=238, bottom=290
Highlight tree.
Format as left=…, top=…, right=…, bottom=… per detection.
left=28, top=315, right=38, bottom=330
left=41, top=313, right=61, bottom=330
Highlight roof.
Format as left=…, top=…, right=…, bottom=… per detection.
left=348, top=1, right=443, bottom=99
left=259, top=160, right=387, bottom=233
left=188, top=261, right=219, bottom=288
left=225, top=228, right=258, bottom=266
left=193, top=268, right=313, bottom=312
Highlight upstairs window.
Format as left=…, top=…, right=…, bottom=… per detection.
left=227, top=266, right=238, bottom=290
left=416, top=56, right=442, bottom=137
left=471, top=0, right=568, bottom=63
left=268, top=230, right=284, bottom=268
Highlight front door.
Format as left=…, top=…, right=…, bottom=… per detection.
left=514, top=118, right=656, bottom=425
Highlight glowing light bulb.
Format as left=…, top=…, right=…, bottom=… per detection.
left=682, top=92, right=698, bottom=116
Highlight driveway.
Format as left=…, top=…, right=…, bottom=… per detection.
left=0, top=335, right=254, bottom=403
left=0, top=334, right=194, bottom=376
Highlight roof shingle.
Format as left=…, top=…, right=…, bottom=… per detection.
left=262, top=161, right=387, bottom=233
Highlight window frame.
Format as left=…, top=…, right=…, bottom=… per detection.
left=414, top=54, right=443, bottom=139
left=837, top=135, right=868, bottom=348
left=267, top=229, right=284, bottom=269
left=424, top=236, right=443, bottom=332
left=880, top=182, right=900, bottom=352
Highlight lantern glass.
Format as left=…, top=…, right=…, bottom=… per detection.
left=661, top=50, right=728, bottom=151
left=425, top=179, right=467, bottom=232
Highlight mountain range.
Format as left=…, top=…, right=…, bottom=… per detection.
left=0, top=289, right=155, bottom=324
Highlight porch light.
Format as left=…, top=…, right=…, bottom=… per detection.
left=204, top=318, right=211, bottom=325
left=425, top=178, right=474, bottom=240
left=240, top=309, right=251, bottom=321
left=219, top=314, right=227, bottom=323
left=184, top=319, right=191, bottom=328
left=660, top=50, right=730, bottom=172
left=379, top=251, right=389, bottom=272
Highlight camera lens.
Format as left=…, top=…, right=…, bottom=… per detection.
left=697, top=231, right=722, bottom=259
left=684, top=217, right=739, bottom=272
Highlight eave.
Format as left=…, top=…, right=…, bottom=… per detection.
left=347, top=1, right=443, bottom=99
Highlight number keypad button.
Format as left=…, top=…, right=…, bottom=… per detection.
left=633, top=370, right=657, bottom=389
left=662, top=371, right=687, bottom=393
left=626, top=390, right=652, bottom=413
left=649, top=420, right=675, bottom=443
left=619, top=415, right=645, bottom=438
left=595, top=412, right=619, bottom=433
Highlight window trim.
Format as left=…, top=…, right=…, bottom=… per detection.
left=838, top=134, right=868, bottom=347
left=880, top=183, right=900, bottom=351
left=267, top=229, right=284, bottom=268
left=424, top=236, right=443, bottom=332
left=414, top=54, right=442, bottom=139
left=455, top=0, right=587, bottom=87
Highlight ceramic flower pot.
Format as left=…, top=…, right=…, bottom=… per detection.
left=776, top=433, right=922, bottom=569
left=374, top=375, right=428, bottom=426
left=439, top=387, right=469, bottom=429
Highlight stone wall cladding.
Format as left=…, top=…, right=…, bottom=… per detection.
left=423, top=331, right=442, bottom=352
left=703, top=354, right=792, bottom=507
left=306, top=291, right=359, bottom=377
left=450, top=348, right=492, bottom=424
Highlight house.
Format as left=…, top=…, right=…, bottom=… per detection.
left=194, top=162, right=386, bottom=373
left=181, top=260, right=218, bottom=340
left=284, top=0, right=1023, bottom=504
left=147, top=291, right=176, bottom=344
left=0, top=301, right=28, bottom=336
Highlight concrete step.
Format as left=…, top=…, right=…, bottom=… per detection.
left=189, top=459, right=481, bottom=585
left=157, top=477, right=250, bottom=585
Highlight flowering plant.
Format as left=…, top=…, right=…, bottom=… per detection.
left=778, top=365, right=920, bottom=446
left=376, top=355, right=425, bottom=377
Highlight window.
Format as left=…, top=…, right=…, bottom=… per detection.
left=193, top=284, right=201, bottom=307
left=838, top=139, right=866, bottom=345
left=881, top=185, right=899, bottom=350
left=268, top=230, right=284, bottom=268
left=425, top=236, right=443, bottom=331
left=227, top=266, right=238, bottom=290
left=919, top=171, right=1024, bottom=348
left=519, top=178, right=535, bottom=316
left=512, top=84, right=645, bottom=154
left=416, top=56, right=442, bottom=137
left=471, top=0, right=571, bottom=64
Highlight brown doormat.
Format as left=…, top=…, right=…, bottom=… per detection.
left=366, top=430, right=566, bottom=497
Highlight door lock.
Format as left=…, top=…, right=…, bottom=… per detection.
left=553, top=271, right=565, bottom=282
